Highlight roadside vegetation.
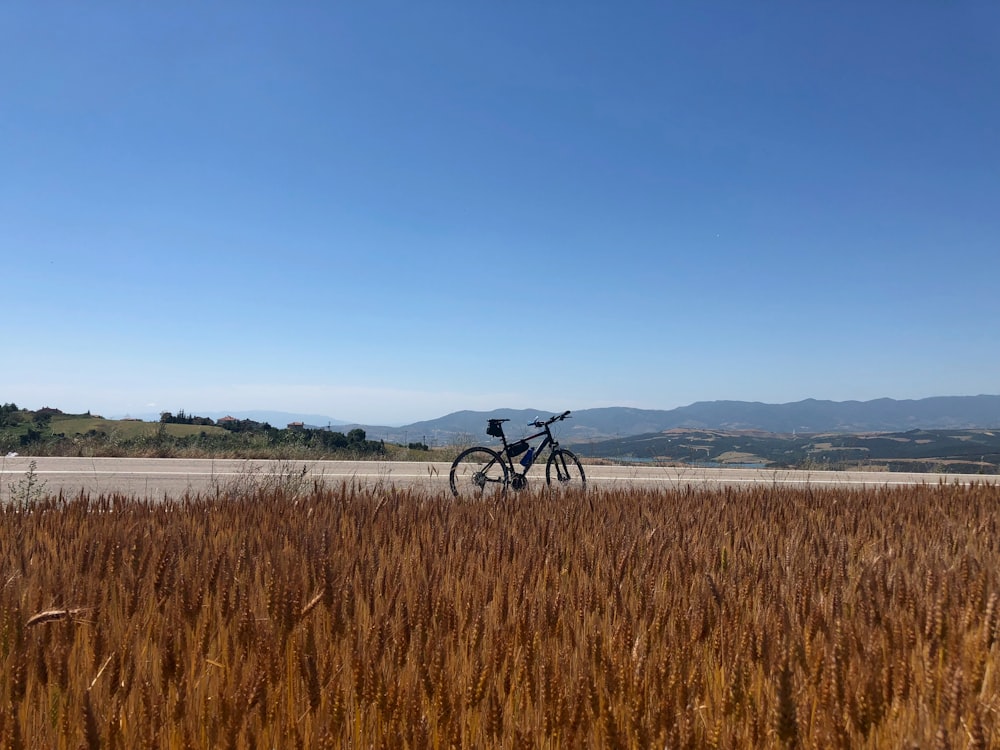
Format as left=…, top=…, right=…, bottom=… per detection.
left=1, top=480, right=999, bottom=746
left=0, top=404, right=414, bottom=460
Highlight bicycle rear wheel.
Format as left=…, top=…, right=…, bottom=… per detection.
left=450, top=447, right=509, bottom=499
left=545, top=449, right=586, bottom=492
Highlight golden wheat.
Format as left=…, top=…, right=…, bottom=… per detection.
left=0, top=482, right=998, bottom=747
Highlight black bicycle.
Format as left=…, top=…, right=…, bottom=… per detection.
left=449, top=410, right=586, bottom=498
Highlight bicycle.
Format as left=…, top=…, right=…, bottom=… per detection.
left=449, top=410, right=586, bottom=498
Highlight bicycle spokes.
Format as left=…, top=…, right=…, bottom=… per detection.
left=546, top=449, right=586, bottom=491
left=450, top=447, right=509, bottom=498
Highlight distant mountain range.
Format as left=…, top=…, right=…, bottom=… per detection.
left=335, top=395, right=1000, bottom=445
left=111, top=396, right=1000, bottom=446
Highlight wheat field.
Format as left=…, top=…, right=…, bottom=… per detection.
left=1, top=481, right=998, bottom=748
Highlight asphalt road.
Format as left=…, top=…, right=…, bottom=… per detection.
left=0, top=455, right=990, bottom=502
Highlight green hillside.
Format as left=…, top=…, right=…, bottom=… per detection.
left=0, top=405, right=387, bottom=459
left=573, top=428, right=1000, bottom=473
left=49, top=414, right=228, bottom=438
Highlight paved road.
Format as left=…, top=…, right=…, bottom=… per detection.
left=0, top=455, right=990, bottom=501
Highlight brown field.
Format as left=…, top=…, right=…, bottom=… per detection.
left=1, top=482, right=999, bottom=748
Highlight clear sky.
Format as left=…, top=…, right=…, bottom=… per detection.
left=3, top=3, right=998, bottom=425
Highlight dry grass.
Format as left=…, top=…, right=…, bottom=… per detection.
left=1, top=481, right=999, bottom=747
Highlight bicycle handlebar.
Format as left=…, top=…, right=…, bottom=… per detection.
left=530, top=410, right=572, bottom=428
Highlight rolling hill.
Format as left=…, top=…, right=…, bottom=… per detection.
left=339, top=395, right=1000, bottom=446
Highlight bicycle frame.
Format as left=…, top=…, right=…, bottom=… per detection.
left=493, top=422, right=560, bottom=478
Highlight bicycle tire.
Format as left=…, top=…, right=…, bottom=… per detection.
left=545, top=449, right=586, bottom=491
left=450, top=447, right=509, bottom=499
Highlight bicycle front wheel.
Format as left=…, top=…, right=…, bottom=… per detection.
left=546, top=449, right=586, bottom=492
left=450, top=447, right=509, bottom=499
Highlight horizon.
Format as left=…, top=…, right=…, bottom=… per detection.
left=7, top=392, right=998, bottom=429
left=4, top=4, right=998, bottom=424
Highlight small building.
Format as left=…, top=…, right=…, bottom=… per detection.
left=287, top=421, right=305, bottom=430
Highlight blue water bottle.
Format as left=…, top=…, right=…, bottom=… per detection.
left=520, top=447, right=534, bottom=468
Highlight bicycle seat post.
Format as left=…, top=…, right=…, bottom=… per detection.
left=486, top=418, right=510, bottom=447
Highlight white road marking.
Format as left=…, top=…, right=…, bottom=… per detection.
left=1, top=456, right=992, bottom=500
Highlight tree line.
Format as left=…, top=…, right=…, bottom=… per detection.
left=1, top=405, right=386, bottom=459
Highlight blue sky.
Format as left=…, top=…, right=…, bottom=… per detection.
left=3, top=2, right=998, bottom=425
